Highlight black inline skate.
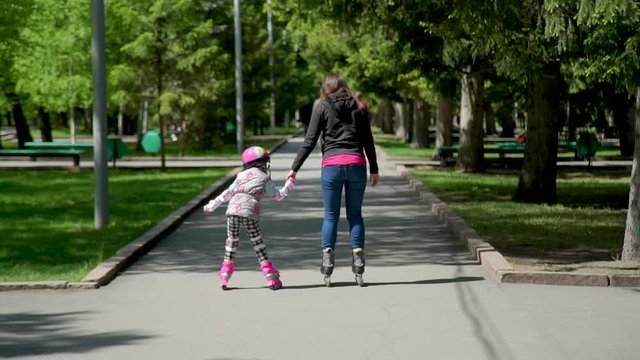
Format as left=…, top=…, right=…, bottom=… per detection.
left=352, top=248, right=365, bottom=287
left=320, top=248, right=334, bottom=287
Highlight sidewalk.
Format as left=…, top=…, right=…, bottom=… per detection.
left=0, top=137, right=638, bottom=359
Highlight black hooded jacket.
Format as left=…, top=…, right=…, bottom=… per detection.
left=291, top=89, right=378, bottom=174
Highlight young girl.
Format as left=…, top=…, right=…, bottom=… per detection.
left=203, top=146, right=296, bottom=290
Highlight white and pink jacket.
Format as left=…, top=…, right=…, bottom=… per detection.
left=204, top=167, right=296, bottom=220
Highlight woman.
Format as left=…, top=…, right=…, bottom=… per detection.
left=287, top=72, right=379, bottom=287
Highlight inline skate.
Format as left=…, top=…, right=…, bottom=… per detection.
left=320, top=248, right=334, bottom=287
left=352, top=248, right=365, bottom=287
left=219, top=260, right=235, bottom=290
left=260, top=261, right=282, bottom=290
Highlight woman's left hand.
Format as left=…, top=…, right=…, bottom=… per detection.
left=370, top=173, right=379, bottom=187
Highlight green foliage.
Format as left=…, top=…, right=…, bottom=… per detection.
left=574, top=0, right=640, bottom=89
left=11, top=0, right=92, bottom=111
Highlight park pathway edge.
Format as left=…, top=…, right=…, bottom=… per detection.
left=388, top=150, right=640, bottom=288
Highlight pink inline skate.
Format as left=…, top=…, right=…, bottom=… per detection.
left=260, top=261, right=282, bottom=290
left=219, top=260, right=235, bottom=290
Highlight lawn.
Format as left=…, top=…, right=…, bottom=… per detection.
left=0, top=168, right=230, bottom=282
left=409, top=167, right=629, bottom=265
left=374, top=133, right=631, bottom=266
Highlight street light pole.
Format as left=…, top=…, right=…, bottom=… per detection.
left=91, top=0, right=108, bottom=228
left=234, top=0, right=244, bottom=153
left=267, top=0, right=275, bottom=135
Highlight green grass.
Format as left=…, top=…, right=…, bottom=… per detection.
left=374, top=133, right=435, bottom=158
left=0, top=168, right=230, bottom=282
left=375, top=133, right=630, bottom=264
left=410, top=167, right=629, bottom=263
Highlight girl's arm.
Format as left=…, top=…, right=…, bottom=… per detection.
left=265, top=177, right=297, bottom=201
left=203, top=180, right=237, bottom=213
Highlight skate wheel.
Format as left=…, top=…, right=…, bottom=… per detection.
left=355, top=274, right=364, bottom=287
left=324, top=275, right=332, bottom=287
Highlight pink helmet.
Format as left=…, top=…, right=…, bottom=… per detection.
left=241, top=146, right=269, bottom=165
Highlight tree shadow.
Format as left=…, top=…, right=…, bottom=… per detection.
left=0, top=311, right=154, bottom=358
left=118, top=139, right=478, bottom=285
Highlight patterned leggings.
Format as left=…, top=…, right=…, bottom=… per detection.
left=224, top=215, right=269, bottom=263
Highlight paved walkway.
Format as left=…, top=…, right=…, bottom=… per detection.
left=1, top=138, right=639, bottom=359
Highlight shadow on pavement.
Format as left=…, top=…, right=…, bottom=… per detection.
left=0, top=311, right=153, bottom=358
left=122, top=158, right=477, bottom=275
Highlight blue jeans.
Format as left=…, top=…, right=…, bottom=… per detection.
left=321, top=165, right=367, bottom=250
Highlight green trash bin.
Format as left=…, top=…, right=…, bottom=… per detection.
left=141, top=130, right=162, bottom=154
left=107, top=137, right=127, bottom=161
left=576, top=132, right=600, bottom=159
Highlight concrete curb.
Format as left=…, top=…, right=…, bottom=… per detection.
left=0, top=137, right=291, bottom=291
left=391, top=158, right=640, bottom=288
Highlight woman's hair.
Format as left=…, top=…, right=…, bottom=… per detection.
left=320, top=72, right=353, bottom=100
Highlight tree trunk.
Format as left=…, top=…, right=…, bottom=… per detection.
left=405, top=101, right=414, bottom=143
left=622, top=86, right=640, bottom=261
left=84, top=107, right=92, bottom=135
left=156, top=26, right=166, bottom=171
left=484, top=102, right=497, bottom=135
left=69, top=106, right=77, bottom=143
left=37, top=107, right=53, bottom=142
left=179, top=118, right=186, bottom=157
left=381, top=99, right=393, bottom=134
left=284, top=109, right=290, bottom=132
left=513, top=61, right=563, bottom=204
left=612, top=92, right=635, bottom=157
left=498, top=102, right=515, bottom=138
left=117, top=103, right=124, bottom=136
left=434, top=93, right=453, bottom=160
left=436, top=94, right=453, bottom=147
left=393, top=102, right=407, bottom=140
left=12, top=99, right=33, bottom=148
left=457, top=67, right=485, bottom=172
left=411, top=100, right=429, bottom=148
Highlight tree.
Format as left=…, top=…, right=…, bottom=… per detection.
left=0, top=0, right=35, bottom=147
left=545, top=0, right=640, bottom=259
left=624, top=88, right=640, bottom=261
left=11, top=0, right=92, bottom=143
left=496, top=0, right=570, bottom=204
left=110, top=0, right=228, bottom=167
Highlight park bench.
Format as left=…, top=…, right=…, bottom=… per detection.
left=25, top=138, right=127, bottom=167
left=435, top=145, right=459, bottom=164
left=0, top=148, right=84, bottom=166
left=435, top=143, right=526, bottom=167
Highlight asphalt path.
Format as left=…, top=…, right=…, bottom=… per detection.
left=0, top=138, right=638, bottom=360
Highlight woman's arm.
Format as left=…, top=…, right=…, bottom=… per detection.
left=290, top=102, right=324, bottom=173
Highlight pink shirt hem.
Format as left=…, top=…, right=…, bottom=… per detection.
left=322, top=154, right=367, bottom=167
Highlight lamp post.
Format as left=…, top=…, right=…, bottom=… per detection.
left=267, top=0, right=275, bottom=135
left=91, top=0, right=108, bottom=228
left=234, top=0, right=244, bottom=153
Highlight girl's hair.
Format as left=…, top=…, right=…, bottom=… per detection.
left=320, top=72, right=353, bottom=100
left=243, top=159, right=269, bottom=172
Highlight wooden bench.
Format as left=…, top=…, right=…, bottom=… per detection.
left=24, top=141, right=93, bottom=150
left=25, top=138, right=126, bottom=168
left=0, top=149, right=84, bottom=166
left=435, top=146, right=459, bottom=165
left=436, top=144, right=526, bottom=166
